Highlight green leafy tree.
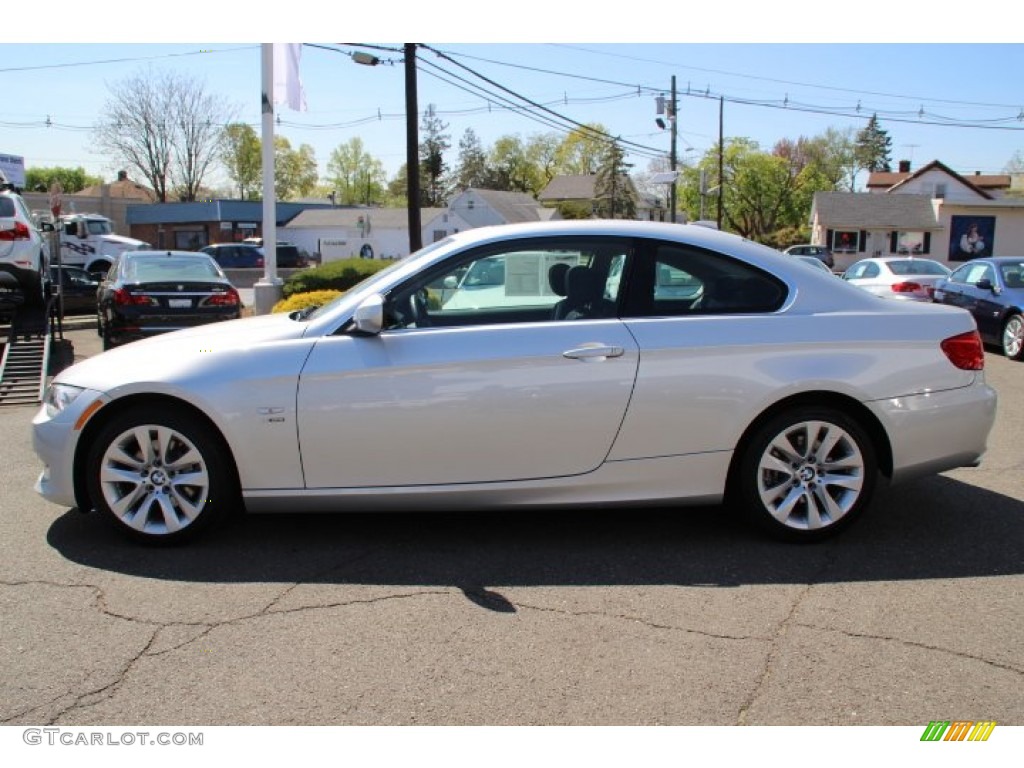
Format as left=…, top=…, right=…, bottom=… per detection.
left=24, top=166, right=102, bottom=194
left=855, top=114, right=893, bottom=173
left=220, top=123, right=261, bottom=200
left=554, top=124, right=610, bottom=175
left=483, top=135, right=543, bottom=193
left=593, top=142, right=637, bottom=219
left=680, top=138, right=817, bottom=241
left=386, top=163, right=409, bottom=207
left=274, top=137, right=318, bottom=200
left=326, top=137, right=386, bottom=205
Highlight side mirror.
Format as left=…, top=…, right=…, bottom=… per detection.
left=976, top=278, right=995, bottom=292
left=351, top=293, right=384, bottom=336
left=40, top=221, right=54, bottom=232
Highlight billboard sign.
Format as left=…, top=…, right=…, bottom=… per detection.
left=0, top=153, right=26, bottom=188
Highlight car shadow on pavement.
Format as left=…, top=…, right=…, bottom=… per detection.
left=47, top=474, right=1023, bottom=590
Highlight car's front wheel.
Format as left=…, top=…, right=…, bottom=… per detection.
left=1001, top=313, right=1024, bottom=360
left=735, top=407, right=877, bottom=541
left=85, top=405, right=237, bottom=544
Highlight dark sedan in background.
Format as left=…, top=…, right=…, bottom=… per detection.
left=96, top=250, right=242, bottom=350
left=50, top=265, right=99, bottom=315
left=200, top=243, right=265, bottom=269
left=933, top=257, right=1024, bottom=360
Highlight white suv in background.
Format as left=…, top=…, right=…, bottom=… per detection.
left=0, top=182, right=50, bottom=305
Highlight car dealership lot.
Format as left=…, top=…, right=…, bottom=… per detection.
left=0, top=328, right=1021, bottom=726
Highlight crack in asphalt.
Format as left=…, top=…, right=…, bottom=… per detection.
left=791, top=622, right=1024, bottom=677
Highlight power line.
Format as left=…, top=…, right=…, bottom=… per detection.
left=0, top=46, right=256, bottom=74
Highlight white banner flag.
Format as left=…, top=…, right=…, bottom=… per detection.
left=272, top=43, right=307, bottom=112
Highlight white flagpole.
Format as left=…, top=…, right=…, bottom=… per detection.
left=253, top=43, right=282, bottom=315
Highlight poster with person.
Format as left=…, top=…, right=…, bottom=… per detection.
left=950, top=216, right=995, bottom=261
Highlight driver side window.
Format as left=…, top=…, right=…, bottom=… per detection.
left=384, top=238, right=631, bottom=330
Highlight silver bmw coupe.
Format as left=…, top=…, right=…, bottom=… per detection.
left=33, top=220, right=997, bottom=544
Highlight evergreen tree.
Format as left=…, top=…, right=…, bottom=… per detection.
left=419, top=105, right=450, bottom=206
left=593, top=141, right=637, bottom=219
left=855, top=114, right=893, bottom=173
left=452, top=128, right=488, bottom=192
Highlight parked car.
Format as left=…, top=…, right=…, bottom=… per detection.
left=932, top=257, right=1024, bottom=360
left=49, top=265, right=99, bottom=315
left=200, top=243, right=265, bottom=269
left=783, top=244, right=833, bottom=269
left=0, top=187, right=50, bottom=304
left=842, top=257, right=951, bottom=301
left=95, top=250, right=242, bottom=350
left=34, top=221, right=996, bottom=545
left=244, top=239, right=305, bottom=268
left=270, top=242, right=305, bottom=268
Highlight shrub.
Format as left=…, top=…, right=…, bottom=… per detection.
left=272, top=290, right=343, bottom=314
left=282, top=258, right=392, bottom=298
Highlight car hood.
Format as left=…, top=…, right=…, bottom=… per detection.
left=100, top=234, right=149, bottom=249
left=54, top=312, right=311, bottom=392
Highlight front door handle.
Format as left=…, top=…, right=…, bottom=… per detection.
left=563, top=344, right=625, bottom=362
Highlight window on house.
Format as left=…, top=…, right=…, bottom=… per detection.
left=894, top=231, right=929, bottom=255
left=831, top=230, right=860, bottom=253
left=935, top=183, right=947, bottom=199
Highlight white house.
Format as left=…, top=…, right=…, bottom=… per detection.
left=810, top=160, right=1024, bottom=271
left=282, top=207, right=457, bottom=262
left=282, top=188, right=553, bottom=263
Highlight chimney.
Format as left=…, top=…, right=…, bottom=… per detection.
left=975, top=171, right=981, bottom=176
left=117, top=170, right=128, bottom=182
left=898, top=160, right=911, bottom=173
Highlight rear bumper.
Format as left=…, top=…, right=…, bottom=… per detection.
left=869, top=377, right=997, bottom=483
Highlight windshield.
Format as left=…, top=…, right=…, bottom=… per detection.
left=86, top=219, right=113, bottom=235
left=888, top=260, right=950, bottom=276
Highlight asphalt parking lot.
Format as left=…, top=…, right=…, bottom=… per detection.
left=0, top=326, right=1021, bottom=727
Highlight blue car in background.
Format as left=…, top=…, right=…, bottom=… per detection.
left=933, top=257, right=1024, bottom=360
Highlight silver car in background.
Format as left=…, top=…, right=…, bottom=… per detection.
left=33, top=221, right=996, bottom=544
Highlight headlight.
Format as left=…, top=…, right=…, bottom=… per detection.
left=44, top=383, right=85, bottom=417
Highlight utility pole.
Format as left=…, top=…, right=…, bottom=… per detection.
left=717, top=95, right=724, bottom=230
left=404, top=43, right=422, bottom=253
left=670, top=75, right=678, bottom=223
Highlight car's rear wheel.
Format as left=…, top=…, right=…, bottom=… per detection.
left=735, top=407, right=877, bottom=541
left=1001, top=313, right=1024, bottom=360
left=85, top=405, right=237, bottom=544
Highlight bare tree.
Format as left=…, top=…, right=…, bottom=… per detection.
left=94, top=67, right=233, bottom=202
left=171, top=76, right=231, bottom=201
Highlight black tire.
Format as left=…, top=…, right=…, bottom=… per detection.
left=85, top=404, right=238, bottom=544
left=101, top=325, right=114, bottom=351
left=734, top=406, right=878, bottom=542
left=1001, top=313, right=1024, bottom=361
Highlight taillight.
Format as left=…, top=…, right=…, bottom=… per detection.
left=205, top=287, right=240, bottom=306
left=941, top=330, right=985, bottom=371
left=891, top=281, right=922, bottom=294
left=113, top=288, right=156, bottom=306
left=0, top=221, right=31, bottom=241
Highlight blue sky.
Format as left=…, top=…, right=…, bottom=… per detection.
left=4, top=6, right=1023, bottom=191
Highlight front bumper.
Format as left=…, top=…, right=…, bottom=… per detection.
left=32, top=388, right=107, bottom=509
